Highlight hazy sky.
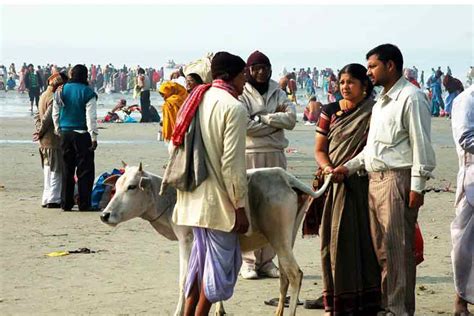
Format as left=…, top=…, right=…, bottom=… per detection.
left=1, top=4, right=473, bottom=77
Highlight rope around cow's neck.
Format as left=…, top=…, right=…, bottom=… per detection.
left=142, top=207, right=168, bottom=223
left=140, top=180, right=168, bottom=223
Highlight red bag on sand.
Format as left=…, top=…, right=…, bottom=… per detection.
left=414, top=222, right=424, bottom=265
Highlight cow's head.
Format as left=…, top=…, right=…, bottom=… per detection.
left=100, top=162, right=155, bottom=226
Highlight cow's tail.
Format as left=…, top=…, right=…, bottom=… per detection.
left=286, top=171, right=332, bottom=199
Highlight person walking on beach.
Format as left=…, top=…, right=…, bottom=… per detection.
left=239, top=50, right=296, bottom=280
left=450, top=84, right=474, bottom=316
left=18, top=65, right=26, bottom=93
left=171, top=51, right=249, bottom=316
left=33, top=72, right=68, bottom=209
left=53, top=64, right=98, bottom=212
left=443, top=73, right=464, bottom=119
left=25, top=64, right=43, bottom=112
left=429, top=69, right=445, bottom=117
left=137, top=67, right=152, bottom=122
left=333, top=44, right=436, bottom=315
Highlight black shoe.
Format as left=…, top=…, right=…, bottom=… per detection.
left=46, top=203, right=61, bottom=209
left=79, top=207, right=100, bottom=212
left=62, top=208, right=73, bottom=212
left=303, top=296, right=324, bottom=309
left=41, top=204, right=47, bottom=208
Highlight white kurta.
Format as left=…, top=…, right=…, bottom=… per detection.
left=172, top=87, right=248, bottom=232
left=450, top=84, right=474, bottom=304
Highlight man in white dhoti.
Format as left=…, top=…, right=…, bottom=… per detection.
left=451, top=84, right=474, bottom=316
left=171, top=52, right=249, bottom=316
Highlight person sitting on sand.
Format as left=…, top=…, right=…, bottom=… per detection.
left=103, top=99, right=127, bottom=123
left=6, top=75, right=16, bottom=91
left=303, top=96, right=322, bottom=125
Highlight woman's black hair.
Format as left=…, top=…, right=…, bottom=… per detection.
left=69, top=64, right=89, bottom=85
left=187, top=73, right=204, bottom=85
left=338, top=63, right=374, bottom=98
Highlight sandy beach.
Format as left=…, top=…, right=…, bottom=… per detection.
left=0, top=92, right=459, bottom=315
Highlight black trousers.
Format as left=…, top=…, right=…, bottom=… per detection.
left=60, top=131, right=95, bottom=210
left=140, top=90, right=151, bottom=122
left=28, top=87, right=40, bottom=107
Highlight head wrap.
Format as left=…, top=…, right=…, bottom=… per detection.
left=48, top=72, right=67, bottom=92
left=211, top=52, right=246, bottom=81
left=159, top=81, right=188, bottom=100
left=246, top=50, right=272, bottom=95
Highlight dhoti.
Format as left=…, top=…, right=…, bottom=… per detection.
left=185, top=227, right=241, bottom=303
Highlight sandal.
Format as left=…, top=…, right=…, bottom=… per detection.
left=264, top=296, right=303, bottom=308
left=303, top=296, right=324, bottom=309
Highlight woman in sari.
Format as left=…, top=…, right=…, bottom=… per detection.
left=310, top=63, right=381, bottom=315
left=158, top=81, right=188, bottom=141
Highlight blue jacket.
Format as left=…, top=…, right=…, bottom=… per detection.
left=59, top=83, right=97, bottom=131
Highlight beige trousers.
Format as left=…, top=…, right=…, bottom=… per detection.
left=368, top=170, right=418, bottom=316
left=242, top=151, right=286, bottom=270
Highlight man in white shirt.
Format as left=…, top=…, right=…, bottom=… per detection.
left=450, top=85, right=474, bottom=316
left=333, top=44, right=436, bottom=315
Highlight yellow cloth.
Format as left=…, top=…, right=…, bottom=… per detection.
left=159, top=81, right=188, bottom=141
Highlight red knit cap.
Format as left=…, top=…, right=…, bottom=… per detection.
left=246, top=50, right=271, bottom=67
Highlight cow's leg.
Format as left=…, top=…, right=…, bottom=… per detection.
left=259, top=196, right=303, bottom=316
left=214, top=301, right=226, bottom=315
left=275, top=258, right=289, bottom=316
left=277, top=254, right=302, bottom=316
left=174, top=231, right=193, bottom=316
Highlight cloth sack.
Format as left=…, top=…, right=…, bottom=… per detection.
left=160, top=110, right=207, bottom=194
left=183, top=53, right=214, bottom=84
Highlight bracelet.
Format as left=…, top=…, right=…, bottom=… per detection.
left=321, top=164, right=333, bottom=173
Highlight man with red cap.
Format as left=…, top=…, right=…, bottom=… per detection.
left=239, top=50, right=297, bottom=279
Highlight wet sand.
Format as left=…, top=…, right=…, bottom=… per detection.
left=0, top=96, right=459, bottom=315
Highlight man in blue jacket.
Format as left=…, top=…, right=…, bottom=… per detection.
left=53, top=65, right=98, bottom=212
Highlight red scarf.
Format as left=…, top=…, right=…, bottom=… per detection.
left=172, top=79, right=238, bottom=146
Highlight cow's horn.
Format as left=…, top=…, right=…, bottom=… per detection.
left=121, top=160, right=128, bottom=168
left=139, top=162, right=143, bottom=172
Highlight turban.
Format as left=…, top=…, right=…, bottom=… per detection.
left=211, top=52, right=246, bottom=81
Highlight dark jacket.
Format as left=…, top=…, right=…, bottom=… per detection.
left=24, top=71, right=43, bottom=90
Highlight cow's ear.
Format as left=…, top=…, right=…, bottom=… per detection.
left=104, top=174, right=121, bottom=187
left=139, top=177, right=151, bottom=190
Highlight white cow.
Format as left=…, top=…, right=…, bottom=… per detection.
left=101, top=163, right=330, bottom=316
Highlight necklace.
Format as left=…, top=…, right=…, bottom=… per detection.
left=339, top=99, right=357, bottom=111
